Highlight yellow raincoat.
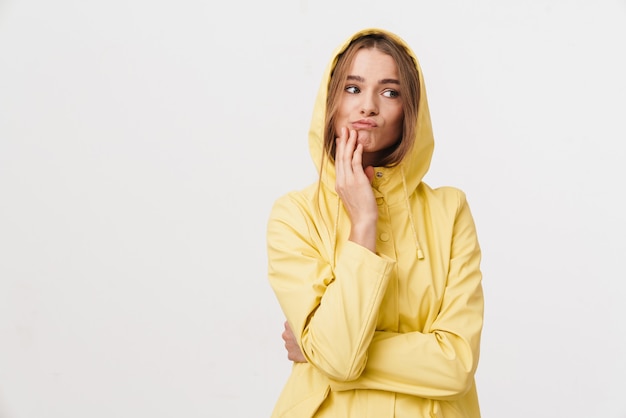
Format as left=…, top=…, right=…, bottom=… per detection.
left=267, top=28, right=484, bottom=417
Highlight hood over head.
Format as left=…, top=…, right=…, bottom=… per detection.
left=308, top=28, right=435, bottom=196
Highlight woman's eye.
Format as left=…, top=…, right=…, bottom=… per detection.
left=383, top=89, right=399, bottom=98
left=345, top=86, right=360, bottom=94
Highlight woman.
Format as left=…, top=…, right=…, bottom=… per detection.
left=266, top=28, right=484, bottom=417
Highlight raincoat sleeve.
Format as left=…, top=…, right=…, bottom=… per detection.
left=267, top=193, right=396, bottom=382
left=329, top=191, right=484, bottom=399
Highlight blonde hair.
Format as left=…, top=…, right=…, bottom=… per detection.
left=323, top=33, right=420, bottom=167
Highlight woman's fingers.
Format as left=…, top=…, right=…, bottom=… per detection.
left=343, top=129, right=357, bottom=175
left=282, top=321, right=307, bottom=363
left=352, top=143, right=364, bottom=172
left=335, top=126, right=347, bottom=182
left=336, top=128, right=358, bottom=180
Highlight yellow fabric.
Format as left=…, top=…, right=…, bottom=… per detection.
left=267, top=28, right=484, bottom=418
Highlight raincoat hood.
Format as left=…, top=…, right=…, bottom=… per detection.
left=308, top=28, right=435, bottom=197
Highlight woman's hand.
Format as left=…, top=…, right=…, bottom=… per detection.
left=282, top=321, right=307, bottom=363
left=335, top=127, right=378, bottom=252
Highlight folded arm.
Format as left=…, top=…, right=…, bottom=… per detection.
left=330, top=192, right=484, bottom=399
left=267, top=194, right=395, bottom=382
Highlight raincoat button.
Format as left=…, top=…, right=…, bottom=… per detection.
left=375, top=171, right=383, bottom=178
left=379, top=232, right=390, bottom=242
left=376, top=197, right=384, bottom=205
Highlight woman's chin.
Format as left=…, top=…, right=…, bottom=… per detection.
left=356, top=133, right=373, bottom=148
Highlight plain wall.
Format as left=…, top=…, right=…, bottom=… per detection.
left=1, top=0, right=625, bottom=417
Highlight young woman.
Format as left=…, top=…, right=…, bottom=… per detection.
left=266, top=28, right=484, bottom=417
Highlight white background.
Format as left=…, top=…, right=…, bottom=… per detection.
left=1, top=0, right=625, bottom=417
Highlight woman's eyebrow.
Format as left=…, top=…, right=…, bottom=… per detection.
left=347, top=75, right=365, bottom=82
left=346, top=75, right=400, bottom=85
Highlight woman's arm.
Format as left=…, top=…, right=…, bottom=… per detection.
left=267, top=194, right=395, bottom=382
left=269, top=128, right=395, bottom=381
left=329, top=193, right=484, bottom=399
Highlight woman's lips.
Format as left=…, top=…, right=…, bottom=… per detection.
left=351, top=119, right=377, bottom=129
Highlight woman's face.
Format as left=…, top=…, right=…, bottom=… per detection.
left=333, top=48, right=404, bottom=165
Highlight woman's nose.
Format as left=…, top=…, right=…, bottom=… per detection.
left=360, top=94, right=379, bottom=116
